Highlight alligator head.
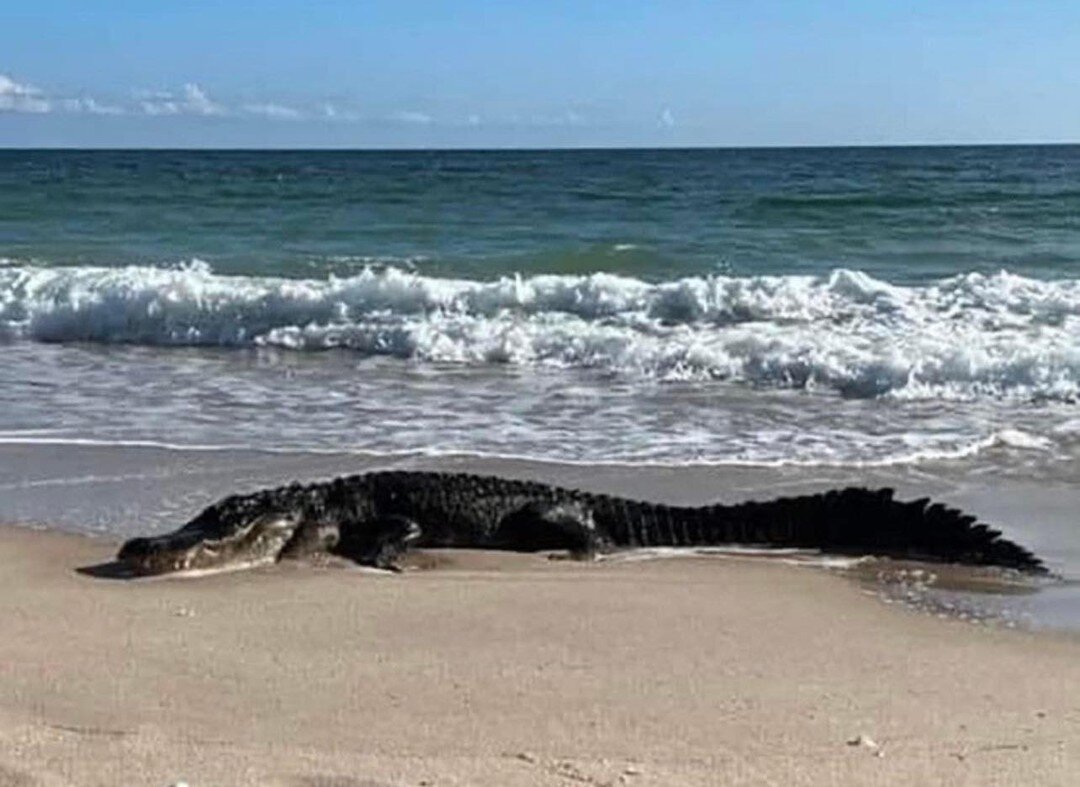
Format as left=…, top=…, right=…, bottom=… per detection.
left=117, top=510, right=304, bottom=576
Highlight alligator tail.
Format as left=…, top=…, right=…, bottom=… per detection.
left=601, top=487, right=1044, bottom=573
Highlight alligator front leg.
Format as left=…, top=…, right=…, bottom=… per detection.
left=337, top=516, right=422, bottom=572
left=279, top=520, right=342, bottom=561
left=492, top=501, right=610, bottom=559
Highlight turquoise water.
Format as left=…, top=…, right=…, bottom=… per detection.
left=4, top=146, right=1080, bottom=281
left=1, top=146, right=1080, bottom=468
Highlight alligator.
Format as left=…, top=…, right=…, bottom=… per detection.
left=115, top=470, right=1046, bottom=576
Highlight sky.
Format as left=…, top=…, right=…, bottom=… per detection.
left=3, top=0, right=1080, bottom=148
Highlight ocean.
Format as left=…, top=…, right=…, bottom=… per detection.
left=1, top=146, right=1079, bottom=620
left=4, top=146, right=1080, bottom=463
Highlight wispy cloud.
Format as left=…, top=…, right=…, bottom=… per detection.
left=658, top=107, right=676, bottom=129
left=2, top=72, right=505, bottom=130
left=0, top=74, right=51, bottom=114
left=322, top=103, right=363, bottom=122
left=138, top=99, right=179, bottom=116
left=242, top=102, right=303, bottom=120
left=61, top=96, right=125, bottom=116
left=139, top=83, right=224, bottom=116
left=513, top=109, right=587, bottom=127
left=389, top=110, right=433, bottom=125
left=183, top=83, right=223, bottom=115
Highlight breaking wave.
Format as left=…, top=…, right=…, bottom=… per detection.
left=3, top=260, right=1080, bottom=401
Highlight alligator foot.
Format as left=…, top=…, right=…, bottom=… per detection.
left=280, top=521, right=342, bottom=560
left=493, top=501, right=610, bottom=559
left=347, top=516, right=423, bottom=572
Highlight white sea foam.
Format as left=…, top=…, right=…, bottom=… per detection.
left=3, top=261, right=1080, bottom=401
left=993, top=429, right=1055, bottom=451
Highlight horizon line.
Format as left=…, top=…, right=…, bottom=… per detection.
left=2, top=141, right=1080, bottom=153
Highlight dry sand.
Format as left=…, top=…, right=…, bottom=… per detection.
left=0, top=525, right=1078, bottom=786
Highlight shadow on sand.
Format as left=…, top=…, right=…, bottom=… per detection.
left=75, top=561, right=142, bottom=580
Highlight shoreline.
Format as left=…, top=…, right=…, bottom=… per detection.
left=4, top=440, right=1078, bottom=634
left=2, top=524, right=1078, bottom=785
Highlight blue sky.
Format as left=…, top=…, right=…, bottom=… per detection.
left=3, top=1, right=1080, bottom=148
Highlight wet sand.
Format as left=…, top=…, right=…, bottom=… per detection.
left=1, top=524, right=1078, bottom=786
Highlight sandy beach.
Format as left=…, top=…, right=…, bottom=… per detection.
left=1, top=524, right=1077, bottom=786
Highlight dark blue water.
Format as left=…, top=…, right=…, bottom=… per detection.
left=3, top=146, right=1080, bottom=282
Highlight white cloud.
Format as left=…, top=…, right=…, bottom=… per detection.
left=139, top=96, right=181, bottom=116
left=62, top=97, right=125, bottom=116
left=181, top=83, right=224, bottom=115
left=0, top=74, right=51, bottom=114
left=138, top=83, right=224, bottom=116
left=522, top=109, right=586, bottom=127
left=658, top=107, right=676, bottom=129
left=322, top=103, right=363, bottom=122
left=243, top=102, right=303, bottom=120
left=1, top=74, right=127, bottom=116
left=390, top=110, right=433, bottom=125
left=133, top=89, right=173, bottom=101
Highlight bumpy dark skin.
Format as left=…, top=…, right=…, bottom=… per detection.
left=117, top=470, right=1046, bottom=576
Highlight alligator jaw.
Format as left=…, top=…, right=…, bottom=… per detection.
left=117, top=512, right=302, bottom=576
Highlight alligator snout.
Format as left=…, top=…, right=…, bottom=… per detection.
left=117, top=533, right=200, bottom=575
left=116, top=511, right=304, bottom=576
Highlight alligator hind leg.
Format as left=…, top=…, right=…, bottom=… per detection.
left=493, top=501, right=609, bottom=560
left=279, top=521, right=342, bottom=561
left=337, top=516, right=422, bottom=572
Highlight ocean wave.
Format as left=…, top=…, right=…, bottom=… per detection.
left=3, top=260, right=1080, bottom=400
